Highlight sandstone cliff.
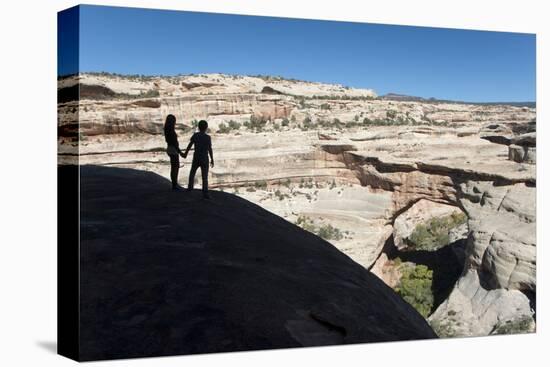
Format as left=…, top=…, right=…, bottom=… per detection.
left=59, top=72, right=536, bottom=339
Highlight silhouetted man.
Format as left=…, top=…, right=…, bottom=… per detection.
left=183, top=120, right=214, bottom=199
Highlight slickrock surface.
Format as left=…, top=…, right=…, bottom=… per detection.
left=77, top=165, right=436, bottom=361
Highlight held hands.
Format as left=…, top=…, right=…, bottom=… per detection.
left=180, top=151, right=187, bottom=159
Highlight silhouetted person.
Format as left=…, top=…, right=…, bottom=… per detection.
left=164, top=114, right=185, bottom=190
left=183, top=120, right=214, bottom=199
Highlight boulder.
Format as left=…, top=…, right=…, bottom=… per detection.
left=429, top=270, right=534, bottom=337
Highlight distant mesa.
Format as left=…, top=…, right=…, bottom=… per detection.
left=381, top=93, right=430, bottom=102
left=381, top=92, right=535, bottom=108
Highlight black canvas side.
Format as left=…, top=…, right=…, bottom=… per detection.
left=57, top=5, right=80, bottom=361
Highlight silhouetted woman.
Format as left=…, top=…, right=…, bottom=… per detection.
left=164, top=114, right=185, bottom=190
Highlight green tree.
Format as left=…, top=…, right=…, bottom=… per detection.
left=396, top=264, right=434, bottom=318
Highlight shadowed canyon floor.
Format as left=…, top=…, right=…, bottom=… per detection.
left=77, top=165, right=436, bottom=361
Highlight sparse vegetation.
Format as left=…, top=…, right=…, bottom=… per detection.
left=217, top=123, right=230, bottom=134
left=491, top=315, right=533, bottom=335
left=304, top=94, right=376, bottom=101
left=298, top=178, right=315, bottom=189
left=407, top=212, right=467, bottom=251
left=295, top=215, right=344, bottom=241
left=227, top=120, right=241, bottom=130
left=295, top=215, right=317, bottom=233
left=217, top=120, right=241, bottom=134
left=317, top=224, right=344, bottom=241
left=244, top=115, right=268, bottom=132
left=273, top=189, right=291, bottom=201
left=302, top=116, right=313, bottom=130
left=253, top=180, right=268, bottom=190
left=430, top=318, right=457, bottom=338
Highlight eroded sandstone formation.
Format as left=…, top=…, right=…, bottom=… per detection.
left=58, top=72, right=536, bottom=338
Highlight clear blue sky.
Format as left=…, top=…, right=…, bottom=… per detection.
left=59, top=5, right=536, bottom=102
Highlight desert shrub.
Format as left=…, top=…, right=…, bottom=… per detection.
left=407, top=212, right=467, bottom=251
left=430, top=319, right=456, bottom=338
left=320, top=103, right=331, bottom=110
left=295, top=215, right=317, bottom=233
left=346, top=120, right=361, bottom=128
left=396, top=264, right=434, bottom=318
left=299, top=116, right=316, bottom=131
left=295, top=216, right=343, bottom=241
left=244, top=115, right=268, bottom=132
left=386, top=110, right=398, bottom=119
left=253, top=180, right=268, bottom=189
left=281, top=118, right=290, bottom=127
left=227, top=120, right=241, bottom=130
left=273, top=189, right=290, bottom=201
left=303, top=178, right=315, bottom=189
left=136, top=89, right=160, bottom=98
left=317, top=224, right=344, bottom=241
left=491, top=316, right=533, bottom=335
left=217, top=123, right=231, bottom=134
left=316, top=118, right=339, bottom=130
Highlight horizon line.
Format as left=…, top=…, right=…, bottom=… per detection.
left=58, top=70, right=537, bottom=105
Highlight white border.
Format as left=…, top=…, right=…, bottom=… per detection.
left=1, top=1, right=547, bottom=366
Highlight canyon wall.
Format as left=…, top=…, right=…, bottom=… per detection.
left=59, top=73, right=536, bottom=337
